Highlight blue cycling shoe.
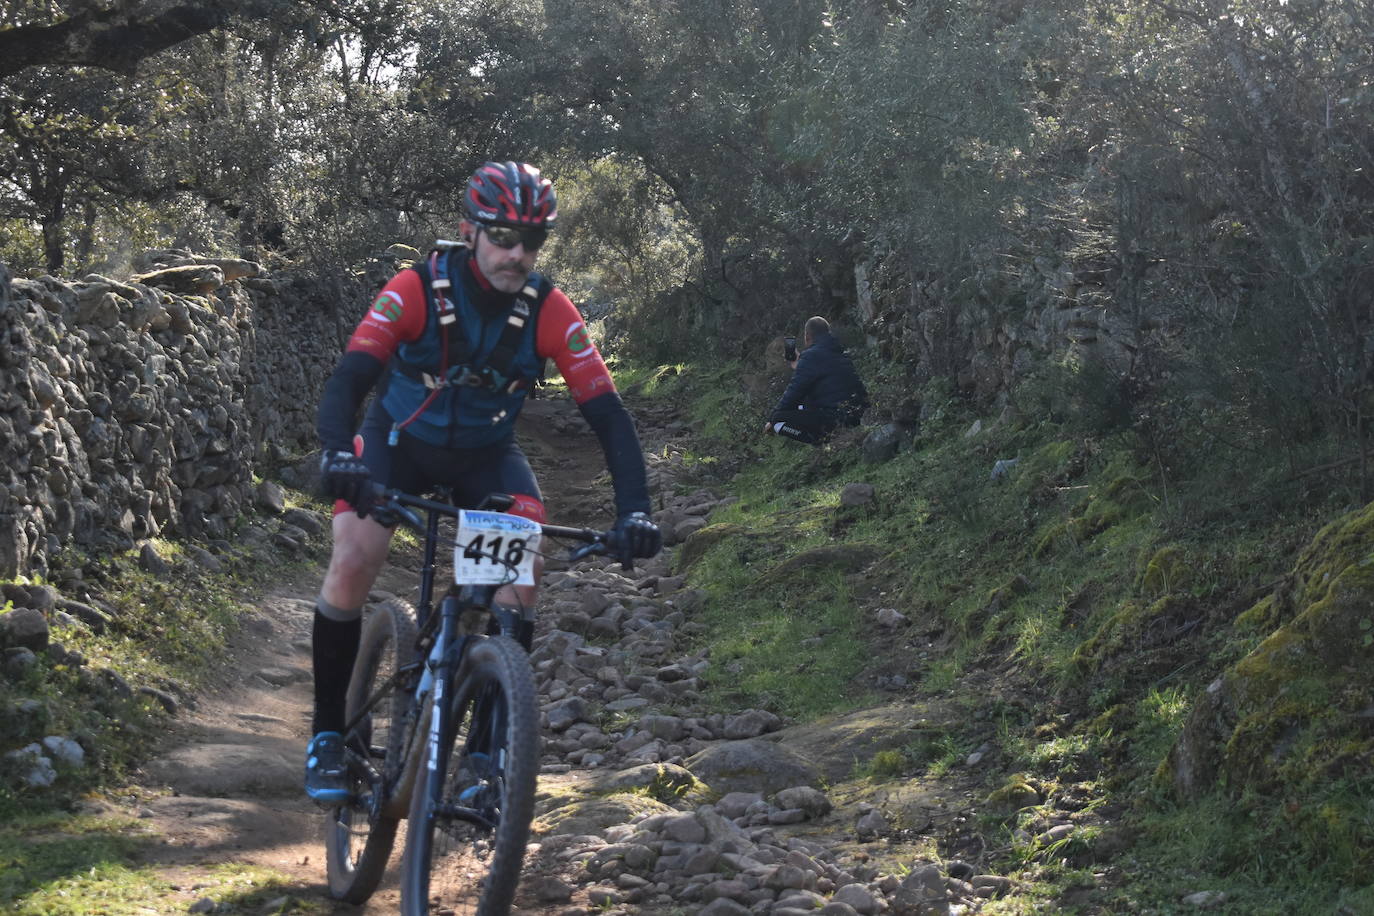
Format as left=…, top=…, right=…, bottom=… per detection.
left=304, top=731, right=351, bottom=804
left=457, top=751, right=492, bottom=805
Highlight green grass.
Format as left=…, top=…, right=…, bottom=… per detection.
left=603, top=356, right=686, bottom=396
left=620, top=355, right=1373, bottom=914
left=691, top=560, right=877, bottom=720
left=0, top=813, right=155, bottom=907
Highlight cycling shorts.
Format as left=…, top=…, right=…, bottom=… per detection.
left=334, top=401, right=546, bottom=522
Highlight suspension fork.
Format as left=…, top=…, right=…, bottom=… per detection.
left=420, top=586, right=499, bottom=819
left=422, top=594, right=459, bottom=823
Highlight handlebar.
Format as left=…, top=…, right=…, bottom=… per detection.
left=358, top=485, right=633, bottom=570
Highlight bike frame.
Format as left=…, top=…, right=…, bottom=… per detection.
left=338, top=491, right=612, bottom=829
left=328, top=486, right=626, bottom=908
left=346, top=492, right=536, bottom=825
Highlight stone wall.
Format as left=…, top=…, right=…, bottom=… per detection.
left=858, top=252, right=1148, bottom=403
left=0, top=251, right=354, bottom=579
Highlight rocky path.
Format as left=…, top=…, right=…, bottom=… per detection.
left=104, top=392, right=1045, bottom=916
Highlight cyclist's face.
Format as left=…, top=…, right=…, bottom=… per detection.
left=463, top=220, right=538, bottom=293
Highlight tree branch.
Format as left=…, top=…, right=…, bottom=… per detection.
left=0, top=3, right=232, bottom=79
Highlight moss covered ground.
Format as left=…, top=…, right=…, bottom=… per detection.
left=626, top=356, right=1374, bottom=914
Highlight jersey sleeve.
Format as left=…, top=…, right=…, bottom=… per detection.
left=536, top=289, right=617, bottom=403
left=774, top=348, right=820, bottom=414
left=345, top=269, right=428, bottom=360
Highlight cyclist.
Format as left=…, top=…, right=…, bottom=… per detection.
left=304, top=161, right=662, bottom=803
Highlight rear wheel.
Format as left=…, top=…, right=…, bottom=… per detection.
left=325, top=598, right=420, bottom=903
left=400, top=636, right=540, bottom=916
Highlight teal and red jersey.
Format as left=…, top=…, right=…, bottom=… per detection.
left=317, top=250, right=651, bottom=517
left=347, top=265, right=617, bottom=411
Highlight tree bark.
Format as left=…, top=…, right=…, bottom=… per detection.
left=0, top=3, right=233, bottom=78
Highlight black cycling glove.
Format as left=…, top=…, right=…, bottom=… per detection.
left=319, top=449, right=371, bottom=510
left=613, top=511, right=662, bottom=560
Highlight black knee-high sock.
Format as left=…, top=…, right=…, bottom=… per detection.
left=312, top=610, right=361, bottom=735
left=514, top=618, right=535, bottom=652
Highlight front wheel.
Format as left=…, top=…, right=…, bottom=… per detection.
left=325, top=598, right=420, bottom=903
left=401, top=635, right=540, bottom=916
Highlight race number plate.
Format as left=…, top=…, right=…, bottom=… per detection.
left=454, top=510, right=542, bottom=586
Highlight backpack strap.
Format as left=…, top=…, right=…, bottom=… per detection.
left=396, top=245, right=548, bottom=395
left=426, top=241, right=468, bottom=362
left=482, top=282, right=540, bottom=392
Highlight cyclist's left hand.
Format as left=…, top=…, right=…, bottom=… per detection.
left=613, top=511, right=662, bottom=559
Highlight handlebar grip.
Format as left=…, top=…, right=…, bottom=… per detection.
left=359, top=485, right=421, bottom=530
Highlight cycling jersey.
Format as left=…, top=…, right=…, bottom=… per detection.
left=317, top=249, right=650, bottom=517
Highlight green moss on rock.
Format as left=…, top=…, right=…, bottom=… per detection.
left=984, top=773, right=1043, bottom=813
left=1139, top=545, right=1190, bottom=598
left=533, top=793, right=674, bottom=838
left=1073, top=596, right=1190, bottom=672
left=1164, top=502, right=1374, bottom=881
left=675, top=523, right=749, bottom=572
left=755, top=543, right=886, bottom=587
left=1234, top=593, right=1277, bottom=633
left=1101, top=473, right=1148, bottom=503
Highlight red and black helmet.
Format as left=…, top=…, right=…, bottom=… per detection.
left=464, top=161, right=558, bottom=229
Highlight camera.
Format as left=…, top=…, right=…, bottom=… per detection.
left=783, top=336, right=797, bottom=362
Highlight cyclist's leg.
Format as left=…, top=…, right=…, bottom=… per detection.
left=309, top=408, right=408, bottom=800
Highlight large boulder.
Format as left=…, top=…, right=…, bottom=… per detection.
left=133, top=264, right=224, bottom=295
left=534, top=793, right=674, bottom=838
left=0, top=608, right=51, bottom=652
left=684, top=738, right=821, bottom=796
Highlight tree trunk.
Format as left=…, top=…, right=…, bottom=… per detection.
left=74, top=198, right=98, bottom=271
left=42, top=196, right=66, bottom=275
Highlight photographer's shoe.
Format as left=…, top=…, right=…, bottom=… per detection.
left=304, top=731, right=350, bottom=804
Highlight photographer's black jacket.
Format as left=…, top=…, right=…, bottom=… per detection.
left=772, top=331, right=869, bottom=423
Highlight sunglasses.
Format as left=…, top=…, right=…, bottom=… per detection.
left=480, top=223, right=548, bottom=252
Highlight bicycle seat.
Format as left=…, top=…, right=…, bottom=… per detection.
left=475, top=493, right=516, bottom=513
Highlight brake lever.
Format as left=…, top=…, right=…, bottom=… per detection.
left=366, top=504, right=400, bottom=528
left=566, top=542, right=603, bottom=564
left=566, top=535, right=632, bottom=571
left=359, top=487, right=422, bottom=532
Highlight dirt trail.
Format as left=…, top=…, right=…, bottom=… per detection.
left=111, top=395, right=619, bottom=914
left=100, top=393, right=1016, bottom=916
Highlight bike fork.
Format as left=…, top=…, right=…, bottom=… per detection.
left=421, top=597, right=460, bottom=827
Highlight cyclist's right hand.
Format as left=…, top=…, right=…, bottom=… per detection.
left=612, top=511, right=662, bottom=562
left=319, top=449, right=372, bottom=511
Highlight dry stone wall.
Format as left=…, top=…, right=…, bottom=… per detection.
left=0, top=251, right=353, bottom=579
left=856, top=251, right=1147, bottom=403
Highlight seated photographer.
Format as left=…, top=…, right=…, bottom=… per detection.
left=765, top=316, right=869, bottom=445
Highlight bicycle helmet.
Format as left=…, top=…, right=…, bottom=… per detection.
left=464, top=161, right=558, bottom=229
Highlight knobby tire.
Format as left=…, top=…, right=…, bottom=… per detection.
left=400, top=635, right=540, bottom=916
left=325, top=598, right=420, bottom=903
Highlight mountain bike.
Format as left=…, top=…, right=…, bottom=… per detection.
left=323, top=486, right=629, bottom=915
